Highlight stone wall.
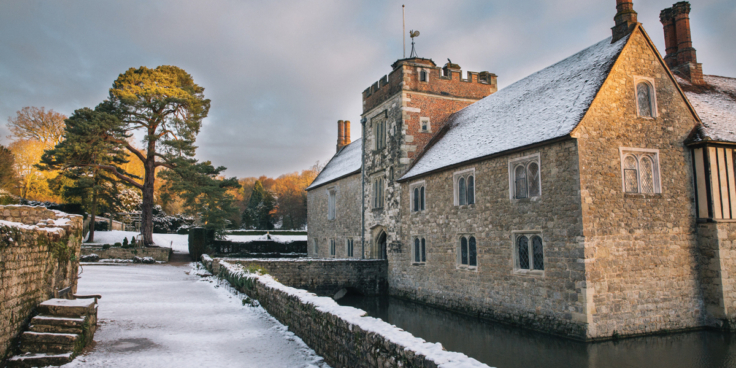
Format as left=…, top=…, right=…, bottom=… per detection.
left=80, top=246, right=171, bottom=262
left=203, top=256, right=489, bottom=368
left=697, top=221, right=736, bottom=328
left=212, top=257, right=388, bottom=297
left=213, top=240, right=307, bottom=256
left=394, top=140, right=588, bottom=339
left=307, top=173, right=363, bottom=258
left=0, top=206, right=83, bottom=360
left=575, top=28, right=703, bottom=339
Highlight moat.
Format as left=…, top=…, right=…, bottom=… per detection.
left=337, top=295, right=736, bottom=368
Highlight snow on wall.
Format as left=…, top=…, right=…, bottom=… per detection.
left=203, top=256, right=492, bottom=368
left=401, top=35, right=629, bottom=181
left=307, top=139, right=362, bottom=190
left=680, top=75, right=736, bottom=143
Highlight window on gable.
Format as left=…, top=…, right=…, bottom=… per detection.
left=459, top=236, right=477, bottom=268
left=327, top=189, right=336, bottom=220
left=635, top=77, right=657, bottom=118
left=413, top=237, right=426, bottom=264
left=515, top=233, right=544, bottom=272
left=373, top=178, right=384, bottom=209
left=411, top=182, right=425, bottom=212
left=620, top=148, right=661, bottom=194
left=454, top=170, right=475, bottom=206
left=509, top=155, right=541, bottom=199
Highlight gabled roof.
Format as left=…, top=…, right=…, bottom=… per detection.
left=400, top=34, right=630, bottom=181
left=307, top=139, right=362, bottom=190
left=680, top=75, right=736, bottom=144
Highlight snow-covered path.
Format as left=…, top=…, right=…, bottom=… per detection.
left=64, top=261, right=328, bottom=368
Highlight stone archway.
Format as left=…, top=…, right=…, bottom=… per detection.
left=370, top=226, right=388, bottom=260
left=377, top=231, right=387, bottom=260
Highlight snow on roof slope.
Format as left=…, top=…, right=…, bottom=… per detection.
left=679, top=75, right=736, bottom=143
left=401, top=35, right=629, bottom=181
left=307, top=139, right=362, bottom=190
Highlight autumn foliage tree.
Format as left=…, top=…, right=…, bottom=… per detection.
left=7, top=106, right=66, bottom=145
left=0, top=145, right=18, bottom=192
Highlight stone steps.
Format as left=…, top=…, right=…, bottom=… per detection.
left=7, top=298, right=98, bottom=367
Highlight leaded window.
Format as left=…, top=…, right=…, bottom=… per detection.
left=468, top=237, right=477, bottom=266
left=637, top=82, right=653, bottom=118
left=454, top=170, right=475, bottom=206
left=420, top=186, right=425, bottom=210
left=413, top=188, right=419, bottom=212
left=347, top=239, right=354, bottom=258
left=516, top=234, right=544, bottom=271
left=375, top=119, right=387, bottom=150
left=421, top=238, right=426, bottom=262
left=460, top=237, right=468, bottom=265
left=330, top=239, right=336, bottom=257
left=512, top=158, right=541, bottom=199
left=415, top=238, right=421, bottom=263
left=411, top=183, right=426, bottom=212
left=620, top=149, right=660, bottom=194
left=373, top=178, right=384, bottom=209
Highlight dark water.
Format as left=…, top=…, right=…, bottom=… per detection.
left=337, top=295, right=736, bottom=368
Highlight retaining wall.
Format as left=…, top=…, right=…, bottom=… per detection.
left=202, top=256, right=490, bottom=368
left=213, top=240, right=307, bottom=256
left=80, top=246, right=171, bottom=262
left=211, top=257, right=387, bottom=296
left=0, top=206, right=83, bottom=360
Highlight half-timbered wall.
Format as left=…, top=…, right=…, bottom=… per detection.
left=692, top=146, right=736, bottom=219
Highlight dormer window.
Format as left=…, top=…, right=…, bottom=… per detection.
left=634, top=76, right=657, bottom=118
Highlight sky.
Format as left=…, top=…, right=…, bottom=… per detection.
left=0, top=0, right=734, bottom=179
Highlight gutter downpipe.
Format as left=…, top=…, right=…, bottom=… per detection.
left=360, top=117, right=367, bottom=259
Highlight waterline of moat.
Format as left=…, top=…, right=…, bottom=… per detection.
left=336, top=295, right=736, bottom=368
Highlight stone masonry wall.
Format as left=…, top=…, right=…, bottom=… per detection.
left=696, top=221, right=736, bottom=329
left=204, top=257, right=489, bottom=368
left=574, top=28, right=703, bottom=339
left=80, top=246, right=171, bottom=262
left=214, top=257, right=388, bottom=296
left=0, top=206, right=83, bottom=360
left=307, top=173, right=362, bottom=258
left=395, top=140, right=588, bottom=339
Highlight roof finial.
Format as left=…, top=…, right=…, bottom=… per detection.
left=409, top=30, right=420, bottom=58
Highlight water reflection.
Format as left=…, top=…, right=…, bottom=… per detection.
left=337, top=295, right=736, bottom=368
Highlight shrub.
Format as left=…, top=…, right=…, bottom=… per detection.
left=114, top=242, right=122, bottom=247
left=102, top=244, right=111, bottom=250
left=122, top=237, right=129, bottom=248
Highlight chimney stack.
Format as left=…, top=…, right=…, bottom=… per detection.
left=612, top=0, right=638, bottom=43
left=337, top=120, right=345, bottom=152
left=659, top=2, right=704, bottom=84
left=344, top=121, right=351, bottom=146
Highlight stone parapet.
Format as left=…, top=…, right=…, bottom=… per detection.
left=203, top=257, right=489, bottom=368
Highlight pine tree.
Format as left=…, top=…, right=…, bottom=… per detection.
left=241, top=180, right=275, bottom=230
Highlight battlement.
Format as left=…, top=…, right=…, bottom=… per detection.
left=362, top=58, right=497, bottom=114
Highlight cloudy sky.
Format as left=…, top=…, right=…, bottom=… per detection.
left=1, top=0, right=733, bottom=178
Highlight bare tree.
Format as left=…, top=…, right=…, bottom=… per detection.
left=7, top=106, right=66, bottom=145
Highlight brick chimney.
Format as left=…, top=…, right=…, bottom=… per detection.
left=612, top=0, right=638, bottom=43
left=336, top=120, right=345, bottom=152
left=343, top=120, right=351, bottom=146
left=660, top=2, right=704, bottom=84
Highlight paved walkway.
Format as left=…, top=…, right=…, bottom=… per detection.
left=63, top=254, right=328, bottom=368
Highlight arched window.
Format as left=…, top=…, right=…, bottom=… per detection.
left=467, top=176, right=475, bottom=205
left=528, top=162, right=540, bottom=197
left=414, top=238, right=421, bottom=263
left=468, top=237, right=477, bottom=266
left=637, top=82, right=653, bottom=117
left=517, top=236, right=529, bottom=269
left=459, top=178, right=467, bottom=205
left=421, top=238, right=426, bottom=262
left=413, top=188, right=419, bottom=212
left=640, top=156, right=654, bottom=194
left=420, top=186, right=425, bottom=211
left=460, top=237, right=468, bottom=265
left=623, top=155, right=639, bottom=193
left=532, top=236, right=544, bottom=270
left=515, top=165, right=527, bottom=199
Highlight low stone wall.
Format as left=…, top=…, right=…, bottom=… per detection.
left=0, top=206, right=83, bottom=360
left=212, top=240, right=307, bottom=258
left=212, top=257, right=387, bottom=296
left=81, top=246, right=171, bottom=262
left=203, top=256, right=490, bottom=368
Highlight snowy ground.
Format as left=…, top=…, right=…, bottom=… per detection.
left=86, top=231, right=306, bottom=253
left=64, top=262, right=328, bottom=368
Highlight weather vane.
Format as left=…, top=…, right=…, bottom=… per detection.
left=409, top=30, right=420, bottom=58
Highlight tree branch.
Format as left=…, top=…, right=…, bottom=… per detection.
left=78, top=164, right=144, bottom=189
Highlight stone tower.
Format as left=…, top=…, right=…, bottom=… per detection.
left=360, top=56, right=497, bottom=259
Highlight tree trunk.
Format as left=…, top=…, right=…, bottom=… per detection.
left=88, top=184, right=97, bottom=243
left=140, top=157, right=156, bottom=246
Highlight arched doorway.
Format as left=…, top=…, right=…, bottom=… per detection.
left=377, top=231, right=387, bottom=260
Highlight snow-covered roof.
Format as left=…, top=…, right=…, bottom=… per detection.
left=401, top=35, right=629, bottom=181
left=307, top=139, right=362, bottom=190
left=680, top=75, right=736, bottom=144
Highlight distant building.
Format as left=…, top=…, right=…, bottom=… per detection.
left=307, top=0, right=736, bottom=340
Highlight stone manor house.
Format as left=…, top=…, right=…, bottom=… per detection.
left=306, top=0, right=736, bottom=340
